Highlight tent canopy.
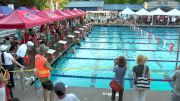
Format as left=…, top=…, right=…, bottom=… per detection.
left=79, top=9, right=86, bottom=15
left=0, top=6, right=13, bottom=15
left=53, top=10, right=73, bottom=19
left=135, top=8, right=151, bottom=16
left=150, top=8, right=167, bottom=15
left=121, top=7, right=135, bottom=15
left=167, top=9, right=180, bottom=16
left=17, top=7, right=36, bottom=14
left=63, top=10, right=79, bottom=17
left=72, top=9, right=84, bottom=16
left=36, top=10, right=63, bottom=22
left=31, top=7, right=38, bottom=10
left=0, top=10, right=50, bottom=29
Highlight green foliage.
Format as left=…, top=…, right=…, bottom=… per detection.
left=35, top=0, right=50, bottom=10
left=59, top=0, right=69, bottom=9
left=35, top=0, right=69, bottom=10
left=105, top=0, right=145, bottom=4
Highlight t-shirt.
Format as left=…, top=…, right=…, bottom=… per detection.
left=16, top=44, right=27, bottom=58
left=113, top=65, right=126, bottom=87
left=133, top=65, right=149, bottom=77
left=0, top=52, right=14, bottom=65
left=58, top=93, right=80, bottom=101
left=174, top=70, right=180, bottom=96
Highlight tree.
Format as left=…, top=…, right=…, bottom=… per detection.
left=35, top=0, right=50, bottom=10
left=15, top=0, right=36, bottom=7
left=35, top=0, right=69, bottom=10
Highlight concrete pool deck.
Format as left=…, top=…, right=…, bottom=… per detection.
left=13, top=79, right=171, bottom=101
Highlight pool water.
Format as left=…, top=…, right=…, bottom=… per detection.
left=51, top=26, right=180, bottom=91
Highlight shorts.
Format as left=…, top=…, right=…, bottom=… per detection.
left=41, top=80, right=54, bottom=91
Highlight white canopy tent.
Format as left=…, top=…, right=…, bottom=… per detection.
left=121, top=7, right=135, bottom=15
left=167, top=9, right=180, bottom=16
left=135, top=8, right=151, bottom=16
left=150, top=8, right=167, bottom=15
left=150, top=8, right=167, bottom=25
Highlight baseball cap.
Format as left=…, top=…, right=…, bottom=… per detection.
left=0, top=45, right=8, bottom=52
left=54, top=82, right=65, bottom=96
left=26, top=41, right=34, bottom=47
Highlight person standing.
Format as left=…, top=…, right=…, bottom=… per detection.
left=54, top=82, right=80, bottom=101
left=1, top=45, right=25, bottom=87
left=111, top=56, right=127, bottom=101
left=0, top=45, right=25, bottom=98
left=35, top=44, right=54, bottom=101
left=16, top=41, right=34, bottom=66
left=172, top=66, right=180, bottom=101
left=133, top=55, right=150, bottom=101
left=0, top=65, right=7, bottom=101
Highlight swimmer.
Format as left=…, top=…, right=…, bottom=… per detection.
left=163, top=40, right=167, bottom=49
left=170, top=43, right=174, bottom=55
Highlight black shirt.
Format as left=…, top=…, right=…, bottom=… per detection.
left=133, top=65, right=149, bottom=77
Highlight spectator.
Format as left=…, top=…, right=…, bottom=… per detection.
left=15, top=41, right=34, bottom=66
left=0, top=64, right=6, bottom=101
left=0, top=45, right=25, bottom=98
left=133, top=55, right=150, bottom=101
left=35, top=44, right=54, bottom=101
left=54, top=82, right=80, bottom=101
left=111, top=56, right=127, bottom=101
left=172, top=66, right=180, bottom=101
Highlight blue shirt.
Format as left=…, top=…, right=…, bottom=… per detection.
left=113, top=65, right=126, bottom=87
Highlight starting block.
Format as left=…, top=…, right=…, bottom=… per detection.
left=58, top=40, right=67, bottom=49
left=68, top=35, right=75, bottom=42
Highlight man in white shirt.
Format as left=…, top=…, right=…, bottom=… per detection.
left=16, top=41, right=34, bottom=65
left=54, top=82, right=80, bottom=101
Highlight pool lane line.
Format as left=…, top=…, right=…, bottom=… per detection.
left=88, top=37, right=178, bottom=40
left=84, top=41, right=171, bottom=45
left=90, top=33, right=179, bottom=36
left=89, top=33, right=178, bottom=37
left=92, top=31, right=179, bottom=34
left=52, top=67, right=174, bottom=73
left=64, top=57, right=180, bottom=62
left=76, top=47, right=177, bottom=52
left=51, top=74, right=173, bottom=82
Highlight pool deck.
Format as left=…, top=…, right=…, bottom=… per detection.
left=13, top=79, right=171, bottom=101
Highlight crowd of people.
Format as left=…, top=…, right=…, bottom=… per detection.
left=0, top=17, right=179, bottom=101
left=0, top=15, right=93, bottom=101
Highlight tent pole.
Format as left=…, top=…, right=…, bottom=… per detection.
left=152, top=15, right=153, bottom=25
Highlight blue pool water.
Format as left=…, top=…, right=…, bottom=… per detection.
left=51, top=26, right=180, bottom=91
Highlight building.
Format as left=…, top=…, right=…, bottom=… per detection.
left=144, top=0, right=179, bottom=10
left=66, top=1, right=104, bottom=11
left=66, top=0, right=180, bottom=11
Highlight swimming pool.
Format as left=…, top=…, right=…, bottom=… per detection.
left=51, top=26, right=180, bottom=91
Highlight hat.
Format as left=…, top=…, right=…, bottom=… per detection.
left=26, top=41, right=34, bottom=47
left=54, top=82, right=65, bottom=96
left=39, top=44, right=49, bottom=52
left=0, top=45, right=8, bottom=52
